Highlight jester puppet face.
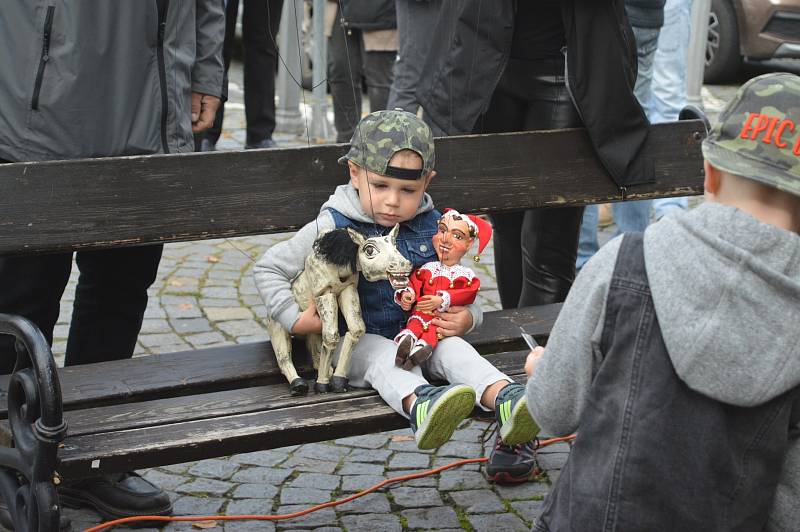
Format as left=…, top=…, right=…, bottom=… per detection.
left=432, top=210, right=492, bottom=266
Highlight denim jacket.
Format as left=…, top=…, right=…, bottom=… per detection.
left=327, top=207, right=440, bottom=338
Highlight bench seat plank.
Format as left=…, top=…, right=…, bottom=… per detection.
left=0, top=304, right=561, bottom=417
left=55, top=365, right=528, bottom=479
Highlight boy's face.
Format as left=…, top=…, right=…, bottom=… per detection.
left=348, top=150, right=435, bottom=228
left=432, top=217, right=474, bottom=267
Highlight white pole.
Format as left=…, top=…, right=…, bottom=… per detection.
left=310, top=0, right=332, bottom=141
left=686, top=0, right=712, bottom=109
left=275, top=0, right=305, bottom=135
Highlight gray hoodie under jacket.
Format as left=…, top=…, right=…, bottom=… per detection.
left=253, top=184, right=483, bottom=334
left=0, top=0, right=224, bottom=162
left=527, top=202, right=800, bottom=531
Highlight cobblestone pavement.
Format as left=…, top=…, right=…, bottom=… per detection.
left=19, top=61, right=796, bottom=531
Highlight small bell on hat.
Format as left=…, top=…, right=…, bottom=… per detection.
left=466, top=214, right=492, bottom=262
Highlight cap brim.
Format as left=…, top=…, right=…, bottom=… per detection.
left=337, top=155, right=348, bottom=166
left=702, top=141, right=800, bottom=198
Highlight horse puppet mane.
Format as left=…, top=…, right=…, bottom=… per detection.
left=312, top=229, right=359, bottom=273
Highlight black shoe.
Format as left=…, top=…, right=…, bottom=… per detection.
left=199, top=138, right=217, bottom=152
left=485, top=433, right=538, bottom=484
left=245, top=138, right=278, bottom=149
left=59, top=472, right=172, bottom=523
left=0, top=496, right=71, bottom=531
left=404, top=343, right=433, bottom=370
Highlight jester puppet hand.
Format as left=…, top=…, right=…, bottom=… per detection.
left=394, top=209, right=492, bottom=370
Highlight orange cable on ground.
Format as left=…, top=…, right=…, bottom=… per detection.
left=84, top=435, right=575, bottom=532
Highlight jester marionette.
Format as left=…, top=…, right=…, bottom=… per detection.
left=393, top=209, right=492, bottom=369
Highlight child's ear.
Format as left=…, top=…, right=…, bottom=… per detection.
left=424, top=170, right=436, bottom=189
left=703, top=160, right=721, bottom=201
left=348, top=161, right=362, bottom=188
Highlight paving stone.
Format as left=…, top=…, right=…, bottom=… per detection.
left=334, top=434, right=389, bottom=449
left=448, top=489, right=504, bottom=513
left=547, top=470, right=561, bottom=484
left=495, top=480, right=550, bottom=500
left=176, top=478, right=235, bottom=497
left=203, top=286, right=240, bottom=299
left=386, top=470, right=437, bottom=488
left=172, top=495, right=225, bottom=516
left=186, top=331, right=228, bottom=347
left=436, top=440, right=483, bottom=458
left=165, top=303, right=203, bottom=319
left=207, top=269, right=243, bottom=280
left=164, top=277, right=200, bottom=294
left=510, top=499, right=546, bottom=523
left=336, top=462, right=385, bottom=476
left=188, top=459, right=240, bottom=480
left=200, top=297, right=243, bottom=307
left=139, top=319, right=172, bottom=334
left=230, top=467, right=293, bottom=485
left=401, top=507, right=460, bottom=529
left=141, top=469, right=189, bottom=491
left=225, top=520, right=276, bottom=531
left=450, top=427, right=485, bottom=443
left=282, top=456, right=338, bottom=474
left=236, top=334, right=268, bottom=343
left=339, top=513, right=401, bottom=532
left=295, top=443, right=351, bottom=461
left=335, top=493, right=391, bottom=515
left=274, top=506, right=337, bottom=529
left=172, top=267, right=206, bottom=278
left=387, top=452, right=429, bottom=470
left=139, top=332, right=184, bottom=347
left=240, top=295, right=263, bottom=306
left=348, top=449, right=392, bottom=463
left=388, top=487, right=442, bottom=508
left=150, top=341, right=191, bottom=354
left=537, top=452, right=569, bottom=471
left=160, top=463, right=191, bottom=474
left=432, top=456, right=481, bottom=471
left=232, top=483, right=280, bottom=500
left=170, top=317, right=213, bottom=333
left=216, top=319, right=264, bottom=338
left=438, top=470, right=488, bottom=491
left=230, top=450, right=291, bottom=467
left=280, top=487, right=332, bottom=505
left=289, top=473, right=340, bottom=491
left=468, top=512, right=529, bottom=531
left=341, top=475, right=386, bottom=492
left=226, top=498, right=275, bottom=517
left=162, top=295, right=199, bottom=306
left=144, top=305, right=167, bottom=318
left=207, top=308, right=254, bottom=322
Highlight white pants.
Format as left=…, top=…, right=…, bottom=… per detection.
left=335, top=333, right=510, bottom=418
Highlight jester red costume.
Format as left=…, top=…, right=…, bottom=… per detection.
left=394, top=261, right=481, bottom=349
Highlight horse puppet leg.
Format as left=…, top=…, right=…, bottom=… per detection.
left=265, top=318, right=309, bottom=396
left=314, top=292, right=339, bottom=393
left=330, top=283, right=365, bottom=392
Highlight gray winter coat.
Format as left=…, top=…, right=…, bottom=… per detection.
left=0, top=0, right=225, bottom=162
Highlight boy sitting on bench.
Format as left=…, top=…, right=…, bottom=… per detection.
left=524, top=73, right=800, bottom=530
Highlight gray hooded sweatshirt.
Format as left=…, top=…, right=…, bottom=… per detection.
left=0, top=0, right=224, bottom=162
left=527, top=202, right=800, bottom=531
left=254, top=184, right=483, bottom=334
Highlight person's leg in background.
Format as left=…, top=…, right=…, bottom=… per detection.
left=575, top=204, right=599, bottom=271
left=199, top=0, right=239, bottom=152
left=651, top=0, right=693, bottom=218
left=363, top=49, right=395, bottom=114
left=387, top=0, right=441, bottom=113
left=328, top=7, right=365, bottom=143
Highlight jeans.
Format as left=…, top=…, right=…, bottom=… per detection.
left=387, top=0, right=442, bottom=113
left=328, top=7, right=396, bottom=143
left=576, top=24, right=661, bottom=269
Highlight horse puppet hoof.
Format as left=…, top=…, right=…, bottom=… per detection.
left=331, top=376, right=349, bottom=393
left=315, top=381, right=331, bottom=394
left=289, top=378, right=309, bottom=396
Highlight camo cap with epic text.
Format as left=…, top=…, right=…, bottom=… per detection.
left=702, top=72, right=800, bottom=197
left=338, top=109, right=435, bottom=180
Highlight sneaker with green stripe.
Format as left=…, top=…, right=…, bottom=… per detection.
left=496, top=383, right=539, bottom=446
left=410, top=384, right=476, bottom=450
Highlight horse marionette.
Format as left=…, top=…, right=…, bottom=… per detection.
left=265, top=224, right=412, bottom=395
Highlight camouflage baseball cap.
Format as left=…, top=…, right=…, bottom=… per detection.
left=338, top=109, right=435, bottom=179
left=702, top=72, right=800, bottom=197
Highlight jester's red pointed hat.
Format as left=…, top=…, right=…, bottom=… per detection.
left=441, top=208, right=493, bottom=262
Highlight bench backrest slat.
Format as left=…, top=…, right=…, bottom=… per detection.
left=0, top=122, right=705, bottom=256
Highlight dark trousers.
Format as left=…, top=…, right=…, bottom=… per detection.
left=328, top=9, right=395, bottom=143
left=204, top=0, right=284, bottom=146
left=476, top=57, right=584, bottom=308
left=0, top=245, right=163, bottom=374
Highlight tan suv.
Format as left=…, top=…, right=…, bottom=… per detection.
left=705, top=0, right=800, bottom=83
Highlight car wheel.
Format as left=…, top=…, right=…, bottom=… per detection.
left=704, top=0, right=742, bottom=84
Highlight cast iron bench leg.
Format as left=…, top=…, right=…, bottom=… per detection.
left=0, top=314, right=66, bottom=531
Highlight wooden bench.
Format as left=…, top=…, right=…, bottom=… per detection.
left=0, top=121, right=706, bottom=529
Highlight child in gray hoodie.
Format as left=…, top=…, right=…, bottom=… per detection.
left=525, top=73, right=800, bottom=531
left=254, top=110, right=539, bottom=473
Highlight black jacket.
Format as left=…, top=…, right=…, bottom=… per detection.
left=339, top=0, right=396, bottom=31
left=417, top=0, right=654, bottom=189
